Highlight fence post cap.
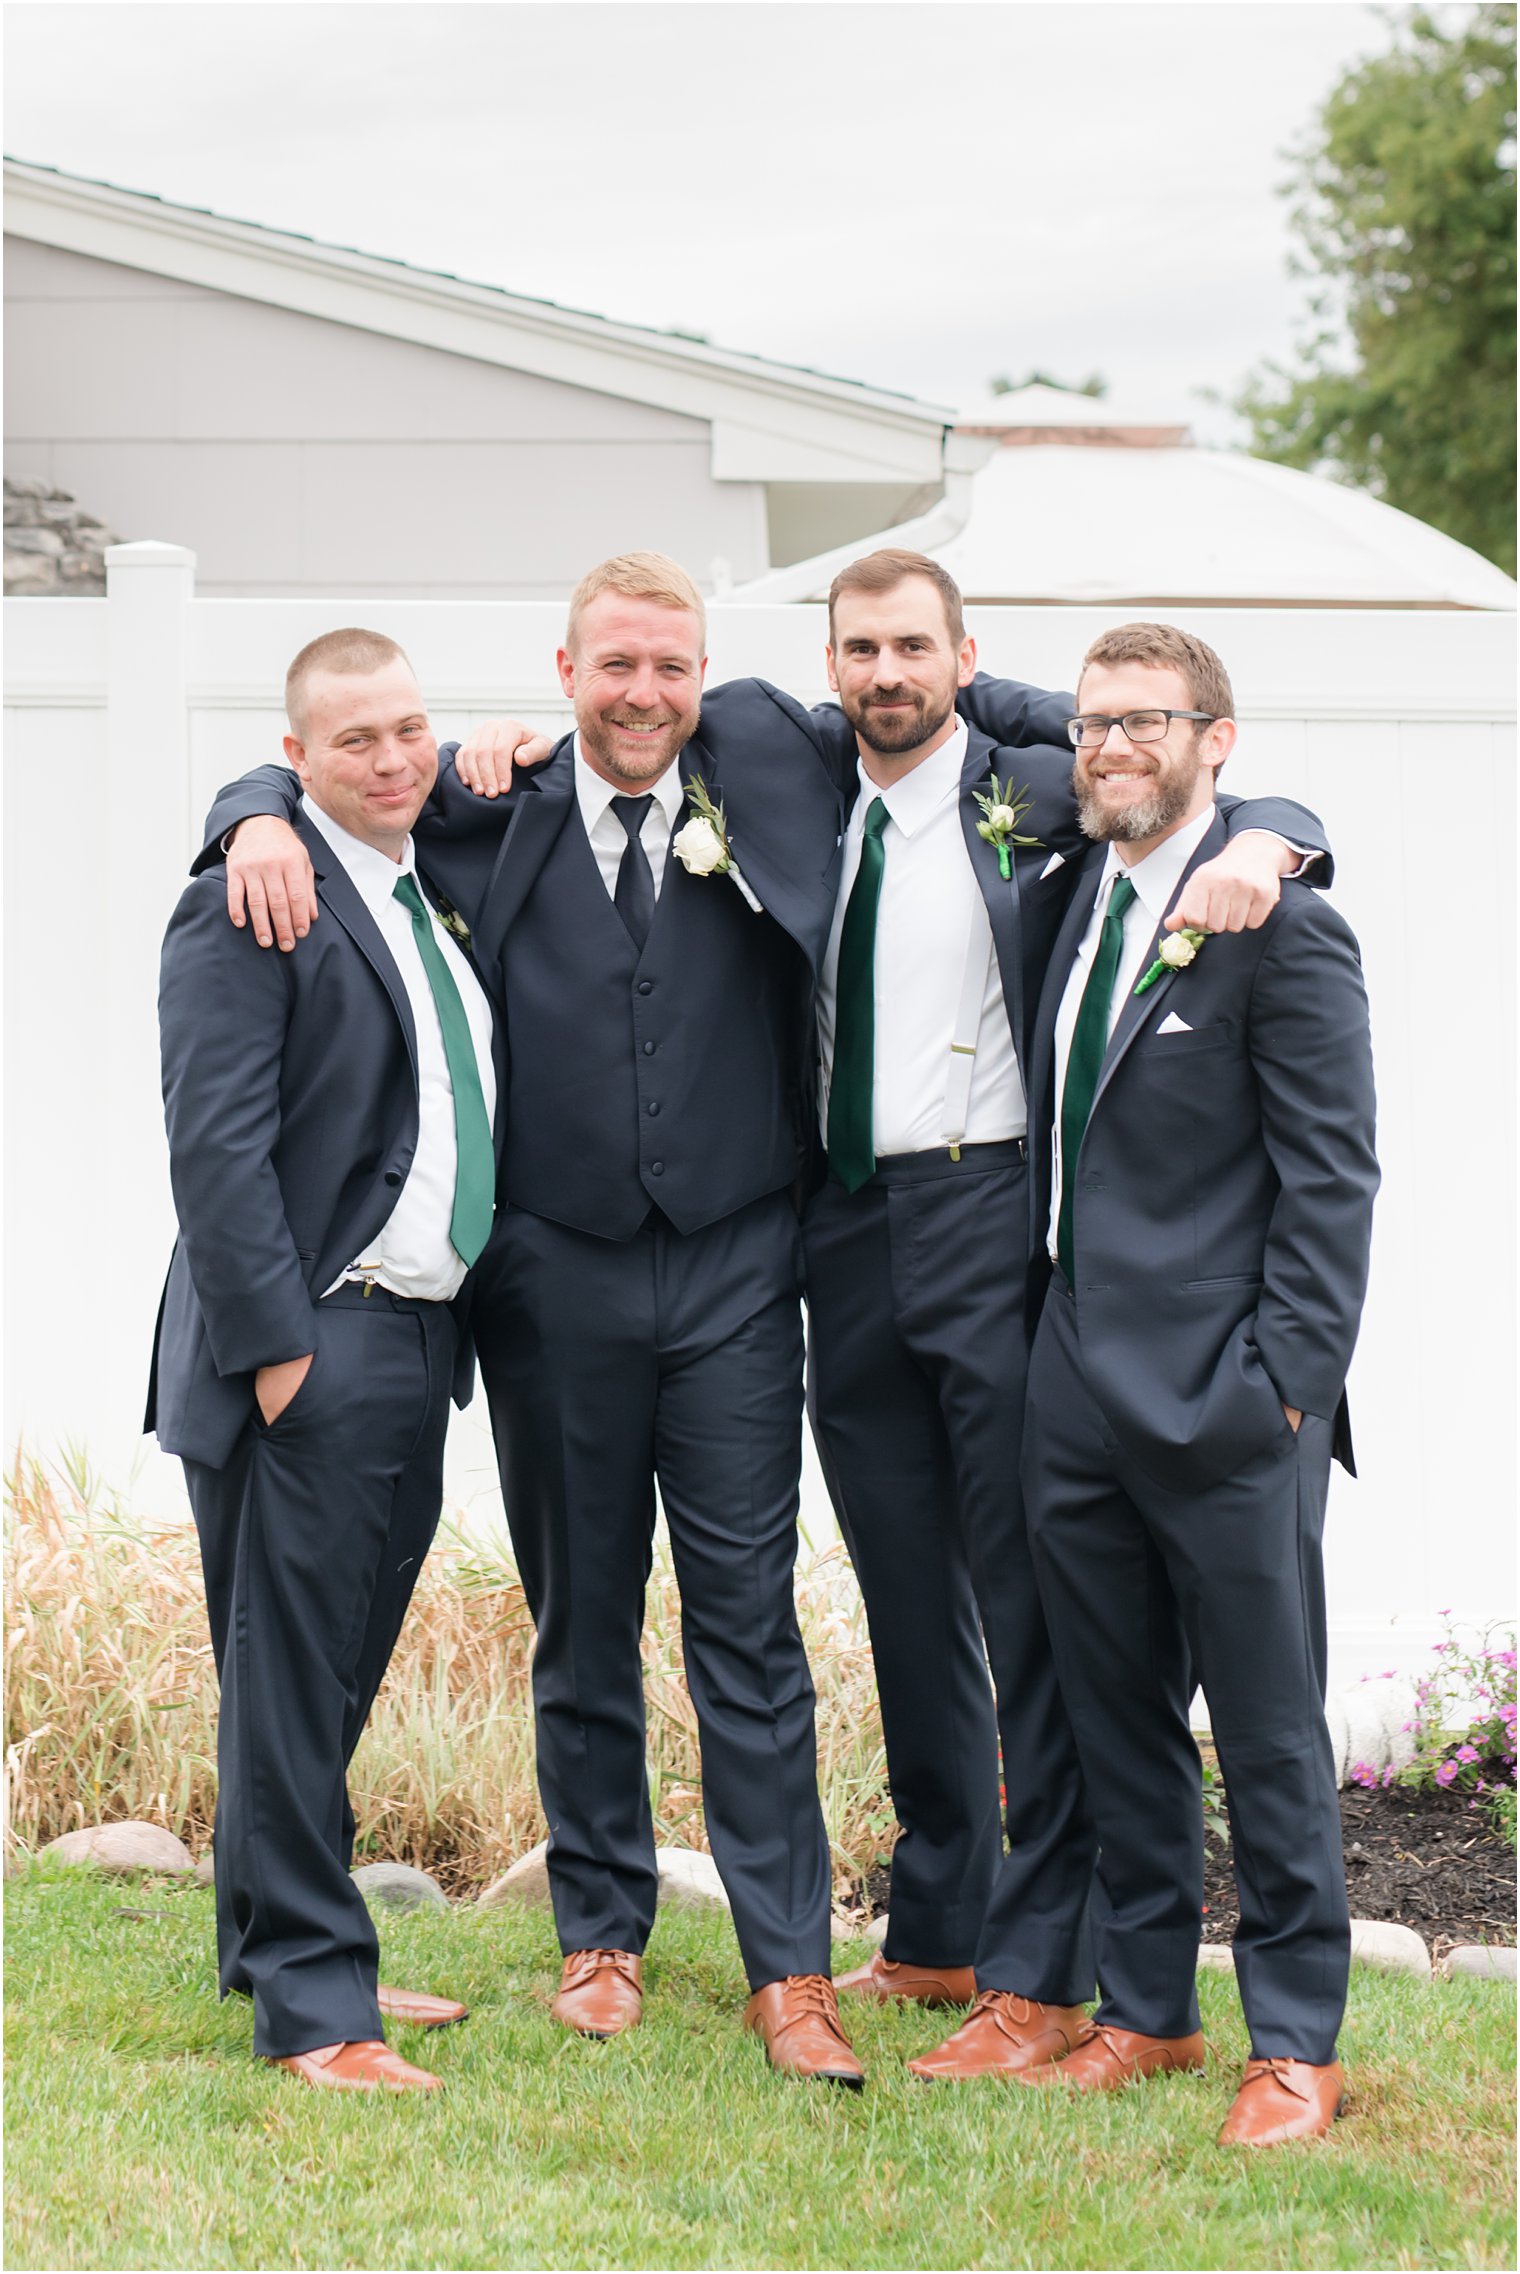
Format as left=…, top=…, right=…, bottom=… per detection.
left=104, top=539, right=197, bottom=573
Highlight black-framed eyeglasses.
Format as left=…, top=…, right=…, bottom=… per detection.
left=1065, top=710, right=1218, bottom=749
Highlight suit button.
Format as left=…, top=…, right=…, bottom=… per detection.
left=637, top=980, right=653, bottom=996
left=643, top=1040, right=656, bottom=1055
left=651, top=1161, right=664, bottom=1176
left=647, top=1101, right=661, bottom=1116
left=384, top=1170, right=403, bottom=1188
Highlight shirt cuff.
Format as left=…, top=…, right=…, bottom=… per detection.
left=1233, top=828, right=1321, bottom=880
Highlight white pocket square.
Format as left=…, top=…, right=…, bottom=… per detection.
left=1156, top=1011, right=1193, bottom=1035
left=1038, top=851, right=1066, bottom=881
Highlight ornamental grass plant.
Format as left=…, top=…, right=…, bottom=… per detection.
left=4, top=1456, right=891, bottom=1892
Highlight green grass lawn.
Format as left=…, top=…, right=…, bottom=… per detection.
left=5, top=1862, right=1514, bottom=2272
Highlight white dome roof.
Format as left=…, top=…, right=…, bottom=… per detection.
left=933, top=445, right=1516, bottom=610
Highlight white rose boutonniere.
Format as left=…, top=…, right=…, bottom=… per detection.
left=1134, top=927, right=1208, bottom=995
left=675, top=776, right=762, bottom=910
left=971, top=774, right=1041, bottom=880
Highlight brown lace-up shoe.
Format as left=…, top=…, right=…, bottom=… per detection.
left=907, top=1991, right=1089, bottom=2079
left=271, top=2039, right=442, bottom=2092
left=835, top=1952, right=978, bottom=2007
left=551, top=1949, right=643, bottom=2038
left=376, top=1985, right=468, bottom=2028
left=1217, top=2056, right=1345, bottom=2145
left=1019, top=2019, right=1206, bottom=2090
left=745, top=1975, right=865, bottom=2087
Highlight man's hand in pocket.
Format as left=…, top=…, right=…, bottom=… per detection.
left=256, top=1352, right=313, bottom=1424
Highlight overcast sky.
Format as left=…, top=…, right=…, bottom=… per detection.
left=6, top=0, right=1392, bottom=440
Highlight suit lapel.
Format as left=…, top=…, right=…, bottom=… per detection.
left=1090, top=810, right=1227, bottom=1116
left=956, top=725, right=1029, bottom=1062
left=474, top=740, right=579, bottom=964
left=1028, top=843, right=1106, bottom=1123
left=689, top=735, right=839, bottom=975
left=300, top=812, right=420, bottom=1079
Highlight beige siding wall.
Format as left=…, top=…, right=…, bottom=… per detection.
left=4, top=238, right=771, bottom=595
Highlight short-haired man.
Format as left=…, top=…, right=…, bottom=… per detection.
left=1011, top=625, right=1377, bottom=2143
left=151, top=630, right=498, bottom=2090
left=207, top=559, right=1329, bottom=2083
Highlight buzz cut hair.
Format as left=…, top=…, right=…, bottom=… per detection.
left=565, top=552, right=707, bottom=654
left=1078, top=622, right=1235, bottom=721
left=285, top=628, right=413, bottom=737
left=827, top=548, right=967, bottom=649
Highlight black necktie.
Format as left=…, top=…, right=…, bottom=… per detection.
left=612, top=795, right=656, bottom=950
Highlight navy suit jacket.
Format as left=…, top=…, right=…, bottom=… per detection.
left=1026, top=810, right=1379, bottom=1492
left=150, top=808, right=499, bottom=1468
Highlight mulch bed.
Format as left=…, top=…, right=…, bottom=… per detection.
left=845, top=1782, right=1515, bottom=1966
left=1203, top=1781, right=1515, bottom=1962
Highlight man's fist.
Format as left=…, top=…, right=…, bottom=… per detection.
left=454, top=718, right=555, bottom=797
left=1167, top=831, right=1304, bottom=936
left=227, top=816, right=317, bottom=950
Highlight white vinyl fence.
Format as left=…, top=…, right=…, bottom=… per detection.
left=5, top=541, right=1515, bottom=1697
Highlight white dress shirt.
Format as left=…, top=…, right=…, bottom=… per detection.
left=817, top=721, right=1027, bottom=1158
left=302, top=799, right=497, bottom=1302
left=573, top=737, right=688, bottom=900
left=1048, top=803, right=1216, bottom=1259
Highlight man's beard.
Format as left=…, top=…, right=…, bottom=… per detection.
left=1074, top=746, right=1201, bottom=843
left=845, top=683, right=956, bottom=757
left=578, top=707, right=696, bottom=785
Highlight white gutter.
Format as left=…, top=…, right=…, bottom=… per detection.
left=719, top=434, right=996, bottom=604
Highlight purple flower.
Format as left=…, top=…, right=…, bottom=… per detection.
left=1435, top=1760, right=1459, bottom=1787
left=1456, top=1745, right=1480, bottom=1764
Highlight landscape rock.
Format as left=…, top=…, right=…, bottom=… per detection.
left=1441, top=1944, right=1516, bottom=1983
left=350, top=1861, right=447, bottom=1912
left=4, top=476, right=120, bottom=595
left=1333, top=1675, right=1420, bottom=1784
left=656, top=1847, right=731, bottom=1912
left=1196, top=1941, right=1236, bottom=1971
left=41, top=1822, right=194, bottom=1876
left=477, top=1839, right=551, bottom=1909
left=195, top=1854, right=217, bottom=1887
left=864, top=1913, right=890, bottom=1947
left=1349, top=1918, right=1431, bottom=1977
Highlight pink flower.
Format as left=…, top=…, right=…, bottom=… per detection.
left=1456, top=1745, right=1480, bottom=1764
left=1435, top=1760, right=1459, bottom=1787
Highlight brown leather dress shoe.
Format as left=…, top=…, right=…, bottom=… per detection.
left=1217, top=2056, right=1345, bottom=2146
left=376, top=1985, right=468, bottom=2028
left=835, top=1951, right=978, bottom=2007
left=1020, top=2019, right=1206, bottom=2090
left=907, top=1991, right=1089, bottom=2079
left=745, top=1975, right=864, bottom=2088
left=551, top=1949, right=643, bottom=2038
left=271, top=2039, right=442, bottom=2092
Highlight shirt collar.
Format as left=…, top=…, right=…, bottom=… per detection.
left=1098, top=802, right=1216, bottom=925
left=853, top=718, right=968, bottom=841
left=299, top=795, right=414, bottom=918
left=573, top=734, right=688, bottom=837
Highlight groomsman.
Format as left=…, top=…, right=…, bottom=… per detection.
left=1013, top=623, right=1376, bottom=2144
left=206, top=557, right=1327, bottom=2079
left=152, top=631, right=497, bottom=2090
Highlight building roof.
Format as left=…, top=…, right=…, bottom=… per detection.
left=732, top=432, right=1518, bottom=611
left=3, top=157, right=953, bottom=487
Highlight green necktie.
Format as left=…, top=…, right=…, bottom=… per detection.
left=393, top=873, right=495, bottom=1268
left=1057, top=872, right=1137, bottom=1282
left=827, top=797, right=891, bottom=1193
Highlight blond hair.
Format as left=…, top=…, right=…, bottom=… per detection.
left=285, top=628, right=412, bottom=736
left=565, top=552, right=707, bottom=653
left=1078, top=623, right=1235, bottom=720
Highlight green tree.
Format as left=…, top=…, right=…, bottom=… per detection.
left=989, top=371, right=1108, bottom=397
left=1238, top=5, right=1516, bottom=576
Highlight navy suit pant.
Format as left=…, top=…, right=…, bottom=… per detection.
left=804, top=1144, right=1096, bottom=2000
left=183, top=1286, right=456, bottom=2059
left=1023, top=1275, right=1350, bottom=2063
left=472, top=1191, right=832, bottom=1991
